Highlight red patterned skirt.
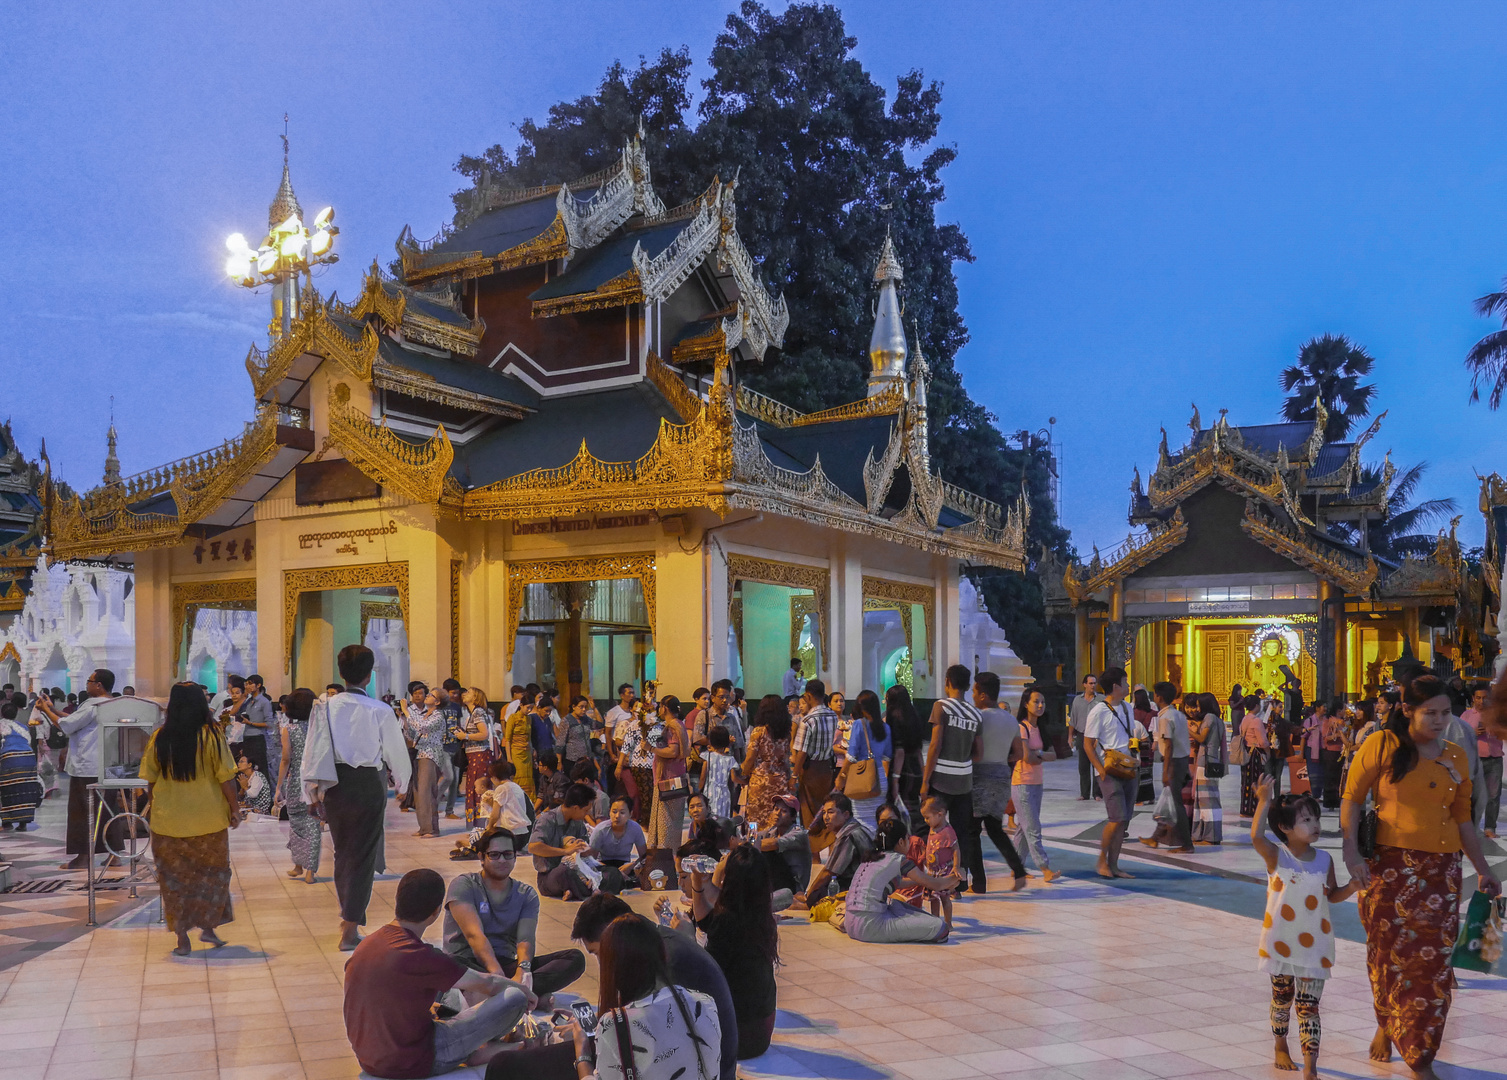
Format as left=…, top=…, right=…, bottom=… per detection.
left=1358, top=844, right=1461, bottom=1070
left=152, top=829, right=233, bottom=934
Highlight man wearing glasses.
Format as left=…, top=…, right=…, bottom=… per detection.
left=441, top=826, right=585, bottom=1007
left=32, top=669, right=116, bottom=870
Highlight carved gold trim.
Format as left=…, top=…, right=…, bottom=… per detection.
left=1064, top=510, right=1190, bottom=600
left=531, top=271, right=643, bottom=318
left=790, top=594, right=821, bottom=659
left=283, top=562, right=409, bottom=674
left=862, top=575, right=935, bottom=674
left=328, top=383, right=454, bottom=506
left=171, top=579, right=257, bottom=681
left=726, top=553, right=830, bottom=664
left=371, top=361, right=529, bottom=419
left=791, top=384, right=907, bottom=427
left=351, top=261, right=407, bottom=327
left=360, top=599, right=403, bottom=641
left=495, top=215, right=572, bottom=274
left=671, top=323, right=727, bottom=367
left=450, top=559, right=462, bottom=680
left=246, top=309, right=380, bottom=400
left=645, top=351, right=703, bottom=424
left=1239, top=501, right=1376, bottom=595
left=0, top=641, right=18, bottom=664
left=734, top=385, right=802, bottom=428
left=505, top=555, right=655, bottom=659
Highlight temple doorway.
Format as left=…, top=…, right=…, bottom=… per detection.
left=294, top=586, right=404, bottom=693
left=510, top=579, right=654, bottom=701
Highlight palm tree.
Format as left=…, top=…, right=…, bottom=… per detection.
left=1466, top=280, right=1507, bottom=408
left=1280, top=334, right=1377, bottom=442
left=1330, top=460, right=1458, bottom=561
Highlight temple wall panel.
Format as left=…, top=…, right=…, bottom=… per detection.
left=476, top=271, right=639, bottom=391
left=132, top=548, right=173, bottom=698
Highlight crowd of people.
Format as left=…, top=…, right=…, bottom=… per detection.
left=3, top=647, right=1505, bottom=1080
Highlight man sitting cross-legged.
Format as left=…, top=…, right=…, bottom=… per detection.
left=344, top=868, right=533, bottom=1078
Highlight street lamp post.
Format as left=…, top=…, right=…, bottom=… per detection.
left=224, top=125, right=339, bottom=340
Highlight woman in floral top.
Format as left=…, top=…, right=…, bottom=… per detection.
left=407, top=689, right=447, bottom=837
left=616, top=704, right=660, bottom=829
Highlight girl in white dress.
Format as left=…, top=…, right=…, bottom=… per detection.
left=1251, top=776, right=1357, bottom=1080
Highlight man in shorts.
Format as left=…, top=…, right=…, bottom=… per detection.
left=1082, top=666, right=1141, bottom=880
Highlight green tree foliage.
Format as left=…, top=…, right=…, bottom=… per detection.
left=1279, top=333, right=1377, bottom=442
left=1330, top=460, right=1458, bottom=561
left=446, top=2, right=1073, bottom=673
left=1465, top=279, right=1507, bottom=409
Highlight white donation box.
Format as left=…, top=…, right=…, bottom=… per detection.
left=94, top=696, right=164, bottom=788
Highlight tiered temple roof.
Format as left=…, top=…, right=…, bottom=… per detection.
left=39, top=136, right=1027, bottom=571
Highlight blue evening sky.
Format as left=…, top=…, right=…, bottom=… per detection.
left=3, top=2, right=1505, bottom=555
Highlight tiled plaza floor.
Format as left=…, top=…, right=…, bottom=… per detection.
left=0, top=760, right=1501, bottom=1080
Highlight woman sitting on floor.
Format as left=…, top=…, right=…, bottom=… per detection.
left=841, top=817, right=960, bottom=945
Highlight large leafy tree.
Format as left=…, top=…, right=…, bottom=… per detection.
left=1466, top=280, right=1507, bottom=408
left=1330, top=460, right=1458, bottom=561
left=1280, top=334, right=1378, bottom=442
left=445, top=2, right=1074, bottom=673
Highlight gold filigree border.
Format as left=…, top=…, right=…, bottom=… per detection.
left=283, top=562, right=410, bottom=674
left=359, top=600, right=403, bottom=642
left=726, top=553, right=830, bottom=664
left=505, top=555, right=656, bottom=659
left=170, top=579, right=257, bottom=681
left=450, top=559, right=463, bottom=680
left=862, top=576, right=935, bottom=675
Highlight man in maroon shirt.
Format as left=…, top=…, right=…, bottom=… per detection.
left=344, top=868, right=534, bottom=1078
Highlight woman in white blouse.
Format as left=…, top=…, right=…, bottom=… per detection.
left=565, top=913, right=719, bottom=1080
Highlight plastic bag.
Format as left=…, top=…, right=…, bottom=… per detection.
left=564, top=851, right=602, bottom=892
left=1153, top=784, right=1177, bottom=825
left=1450, top=890, right=1504, bottom=973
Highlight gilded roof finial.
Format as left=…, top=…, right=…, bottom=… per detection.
left=103, top=405, right=121, bottom=489
left=1189, top=402, right=1202, bottom=436
left=867, top=226, right=906, bottom=397
left=268, top=113, right=302, bottom=228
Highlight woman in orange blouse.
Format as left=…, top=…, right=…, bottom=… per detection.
left=1341, top=673, right=1500, bottom=1079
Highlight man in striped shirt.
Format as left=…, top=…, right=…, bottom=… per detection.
left=791, top=679, right=838, bottom=827
left=922, top=664, right=984, bottom=892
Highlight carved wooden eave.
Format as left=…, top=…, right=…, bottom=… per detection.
left=1148, top=438, right=1285, bottom=510
left=644, top=351, right=705, bottom=425
left=1302, top=397, right=1329, bottom=465
left=671, top=319, right=730, bottom=367
left=369, top=360, right=529, bottom=420
left=246, top=307, right=379, bottom=401
left=1064, top=509, right=1190, bottom=601
left=49, top=404, right=283, bottom=560
left=345, top=264, right=486, bottom=358
left=1238, top=499, right=1376, bottom=594
left=327, top=383, right=453, bottom=506
left=531, top=271, right=645, bottom=318
left=1376, top=556, right=1460, bottom=601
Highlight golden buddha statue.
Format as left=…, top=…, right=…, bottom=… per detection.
left=1251, top=634, right=1288, bottom=695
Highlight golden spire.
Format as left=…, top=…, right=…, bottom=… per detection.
left=868, top=232, right=906, bottom=397
left=268, top=114, right=302, bottom=228
left=103, top=397, right=121, bottom=487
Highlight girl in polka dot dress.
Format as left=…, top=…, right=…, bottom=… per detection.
left=1252, top=776, right=1357, bottom=1080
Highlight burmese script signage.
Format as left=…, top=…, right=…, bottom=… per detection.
left=1189, top=601, right=1250, bottom=614
left=299, top=520, right=398, bottom=555
left=512, top=512, right=659, bottom=536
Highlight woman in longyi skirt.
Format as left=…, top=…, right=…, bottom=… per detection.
left=0, top=701, right=41, bottom=830
left=141, top=683, right=243, bottom=957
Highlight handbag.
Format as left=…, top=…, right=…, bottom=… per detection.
left=1101, top=703, right=1139, bottom=780
left=656, top=774, right=690, bottom=801
left=45, top=723, right=68, bottom=751
left=839, top=721, right=881, bottom=801
left=1204, top=722, right=1227, bottom=780
left=1450, top=891, right=1504, bottom=973
left=1228, top=727, right=1248, bottom=767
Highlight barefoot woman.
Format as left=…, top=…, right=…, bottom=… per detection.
left=141, top=683, right=243, bottom=956
left=1341, top=672, right=1501, bottom=1079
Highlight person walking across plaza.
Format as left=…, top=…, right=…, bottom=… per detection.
left=920, top=664, right=986, bottom=891
left=1141, top=681, right=1193, bottom=852
left=1342, top=672, right=1501, bottom=1078
left=1252, top=776, right=1356, bottom=1079
left=1070, top=673, right=1101, bottom=800
left=1012, top=689, right=1060, bottom=880
left=964, top=671, right=1027, bottom=892
left=1191, top=691, right=1227, bottom=845
left=1083, top=667, right=1142, bottom=879
left=460, top=687, right=496, bottom=829
left=302, top=644, right=412, bottom=952
left=274, top=688, right=322, bottom=882
left=1238, top=693, right=1267, bottom=818
left=790, top=680, right=838, bottom=828
left=140, top=682, right=241, bottom=957
left=1465, top=680, right=1503, bottom=837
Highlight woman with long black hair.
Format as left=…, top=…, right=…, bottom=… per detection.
left=884, top=684, right=925, bottom=826
left=838, top=690, right=891, bottom=834
left=1342, top=673, right=1500, bottom=1078
left=140, top=682, right=242, bottom=956
left=689, top=843, right=779, bottom=1058
left=275, top=688, right=321, bottom=882
left=739, top=695, right=792, bottom=829
left=1190, top=691, right=1226, bottom=845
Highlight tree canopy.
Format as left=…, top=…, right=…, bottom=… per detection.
left=448, top=2, right=1073, bottom=673
left=1279, top=333, right=1377, bottom=442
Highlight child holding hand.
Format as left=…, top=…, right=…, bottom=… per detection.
left=918, top=795, right=960, bottom=929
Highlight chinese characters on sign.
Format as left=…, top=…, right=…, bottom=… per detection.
left=193, top=538, right=255, bottom=565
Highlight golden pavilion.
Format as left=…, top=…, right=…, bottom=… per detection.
left=1048, top=404, right=1475, bottom=702
left=41, top=136, right=1027, bottom=701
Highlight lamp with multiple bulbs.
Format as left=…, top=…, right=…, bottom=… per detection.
left=224, top=205, right=338, bottom=286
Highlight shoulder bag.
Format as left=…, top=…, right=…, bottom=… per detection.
left=1357, top=734, right=1387, bottom=859
left=838, top=719, right=881, bottom=801
left=1101, top=704, right=1140, bottom=781
left=610, top=1006, right=640, bottom=1080
left=1204, top=717, right=1227, bottom=780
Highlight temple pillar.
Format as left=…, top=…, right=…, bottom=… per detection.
left=654, top=541, right=704, bottom=700
left=1075, top=608, right=1091, bottom=685
left=1319, top=582, right=1344, bottom=705
left=835, top=545, right=863, bottom=698
left=933, top=557, right=961, bottom=698
left=406, top=524, right=448, bottom=688
left=132, top=548, right=173, bottom=699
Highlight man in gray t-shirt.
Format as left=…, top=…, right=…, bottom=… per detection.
left=441, top=827, right=585, bottom=998
left=526, top=786, right=594, bottom=899
left=1070, top=674, right=1100, bottom=799
left=1141, top=682, right=1192, bottom=852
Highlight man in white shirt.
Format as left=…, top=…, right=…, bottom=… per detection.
left=32, top=669, right=116, bottom=870
left=1140, top=681, right=1193, bottom=852
left=303, top=644, right=413, bottom=951
left=1082, top=666, right=1138, bottom=880
left=782, top=658, right=804, bottom=699
left=602, top=683, right=636, bottom=796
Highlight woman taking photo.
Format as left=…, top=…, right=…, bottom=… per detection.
left=141, top=682, right=242, bottom=956
left=1190, top=692, right=1226, bottom=845
left=564, top=914, right=720, bottom=1080
left=401, top=688, right=446, bottom=838
left=274, top=688, right=321, bottom=881
left=739, top=694, right=793, bottom=829
left=460, top=688, right=495, bottom=829
left=837, top=690, right=891, bottom=834
left=689, top=844, right=779, bottom=1058
left=1341, top=673, right=1501, bottom=1079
